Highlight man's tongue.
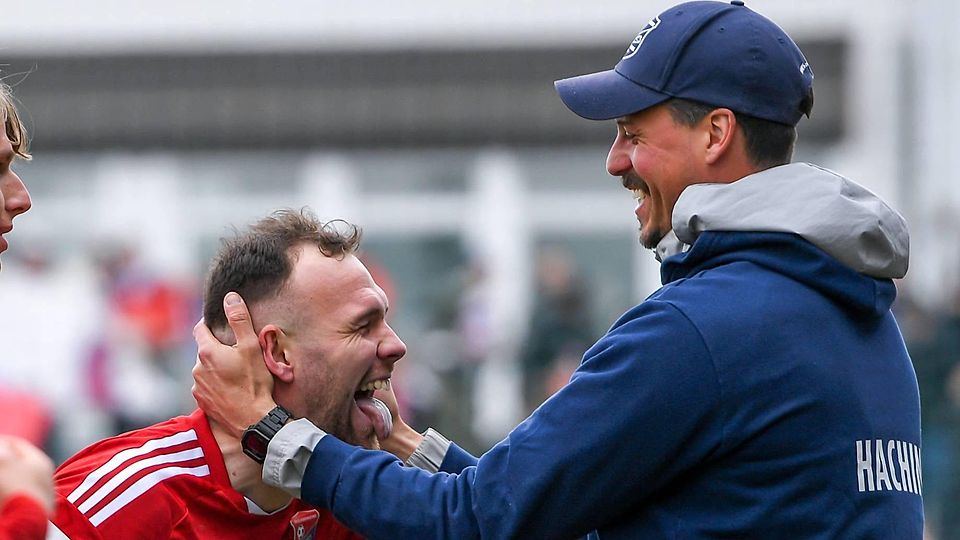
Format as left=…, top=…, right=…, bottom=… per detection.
left=356, top=396, right=393, bottom=440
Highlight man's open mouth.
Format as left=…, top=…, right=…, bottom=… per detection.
left=352, top=379, right=394, bottom=440
left=622, top=175, right=649, bottom=202
left=354, top=379, right=390, bottom=401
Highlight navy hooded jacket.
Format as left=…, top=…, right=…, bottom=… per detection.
left=270, top=163, right=923, bottom=539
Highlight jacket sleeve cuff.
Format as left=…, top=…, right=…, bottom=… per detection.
left=262, top=418, right=326, bottom=498
left=404, top=428, right=451, bottom=473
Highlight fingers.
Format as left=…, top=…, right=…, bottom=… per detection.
left=190, top=358, right=203, bottom=406
left=193, top=317, right=210, bottom=346
left=373, top=385, right=402, bottom=420
left=0, top=436, right=54, bottom=513
left=193, top=319, right=216, bottom=366
left=5, top=436, right=53, bottom=469
left=223, top=292, right=259, bottom=353
left=368, top=398, right=394, bottom=441
left=18, top=442, right=53, bottom=475
left=190, top=292, right=276, bottom=436
left=0, top=438, right=13, bottom=460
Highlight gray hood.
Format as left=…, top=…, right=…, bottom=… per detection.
left=655, top=163, right=909, bottom=279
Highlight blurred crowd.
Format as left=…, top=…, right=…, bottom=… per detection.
left=0, top=242, right=198, bottom=462
left=895, top=288, right=960, bottom=538
left=1, top=235, right=958, bottom=536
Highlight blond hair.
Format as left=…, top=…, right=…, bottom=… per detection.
left=0, top=83, right=30, bottom=160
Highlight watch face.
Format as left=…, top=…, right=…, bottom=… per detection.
left=242, top=431, right=268, bottom=460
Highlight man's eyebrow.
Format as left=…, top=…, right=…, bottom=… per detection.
left=615, top=118, right=641, bottom=133
left=376, top=287, right=391, bottom=314
left=350, top=302, right=386, bottom=324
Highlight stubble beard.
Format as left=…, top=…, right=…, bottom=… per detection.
left=302, top=362, right=379, bottom=450
left=310, top=398, right=379, bottom=450
left=639, top=225, right=663, bottom=250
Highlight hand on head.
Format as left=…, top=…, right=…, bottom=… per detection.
left=0, top=435, right=54, bottom=513
left=193, top=292, right=278, bottom=437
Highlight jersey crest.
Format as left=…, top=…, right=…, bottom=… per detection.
left=290, top=509, right=320, bottom=540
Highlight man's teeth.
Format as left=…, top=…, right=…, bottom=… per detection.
left=632, top=189, right=646, bottom=201
left=359, top=379, right=390, bottom=393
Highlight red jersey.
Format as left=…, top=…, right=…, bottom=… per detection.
left=0, top=494, right=48, bottom=540
left=51, top=410, right=362, bottom=540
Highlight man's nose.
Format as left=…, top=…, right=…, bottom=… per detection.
left=4, top=173, right=31, bottom=218
left=377, top=324, right=407, bottom=365
left=606, top=137, right=632, bottom=178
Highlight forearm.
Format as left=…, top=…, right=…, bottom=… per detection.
left=263, top=420, right=483, bottom=539
left=438, top=440, right=478, bottom=473
left=378, top=422, right=423, bottom=463
left=266, top=416, right=597, bottom=539
left=263, top=420, right=470, bottom=497
left=303, top=436, right=483, bottom=540
left=274, top=302, right=723, bottom=539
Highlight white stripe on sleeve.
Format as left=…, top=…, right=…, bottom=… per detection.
left=77, top=447, right=204, bottom=514
left=67, top=429, right=199, bottom=504
left=88, top=465, right=211, bottom=527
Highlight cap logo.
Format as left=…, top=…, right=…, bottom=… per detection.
left=622, top=16, right=661, bottom=60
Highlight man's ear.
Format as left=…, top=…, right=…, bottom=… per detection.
left=259, top=324, right=294, bottom=383
left=703, top=108, right=737, bottom=165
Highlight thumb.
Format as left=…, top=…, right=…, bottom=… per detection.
left=223, top=292, right=257, bottom=349
left=224, top=292, right=247, bottom=321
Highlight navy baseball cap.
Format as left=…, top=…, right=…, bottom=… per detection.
left=554, top=0, right=814, bottom=126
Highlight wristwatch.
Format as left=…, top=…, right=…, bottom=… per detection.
left=241, top=405, right=292, bottom=464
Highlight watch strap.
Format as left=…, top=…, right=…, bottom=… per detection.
left=257, top=405, right=292, bottom=435
left=241, top=405, right=292, bottom=463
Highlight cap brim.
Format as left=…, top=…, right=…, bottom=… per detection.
left=554, top=69, right=670, bottom=121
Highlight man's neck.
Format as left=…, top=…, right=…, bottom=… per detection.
left=207, top=417, right=292, bottom=513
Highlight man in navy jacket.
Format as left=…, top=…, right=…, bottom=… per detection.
left=193, top=1, right=923, bottom=538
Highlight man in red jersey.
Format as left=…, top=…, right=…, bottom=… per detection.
left=0, top=81, right=55, bottom=540
left=51, top=210, right=411, bottom=539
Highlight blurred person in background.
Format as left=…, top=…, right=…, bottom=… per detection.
left=192, top=2, right=923, bottom=538
left=51, top=209, right=438, bottom=538
left=85, top=242, right=196, bottom=435
left=0, top=248, right=56, bottom=453
left=897, top=287, right=960, bottom=539
left=943, top=357, right=960, bottom=540
left=450, top=260, right=492, bottom=449
left=0, top=81, right=56, bottom=539
left=520, top=247, right=594, bottom=411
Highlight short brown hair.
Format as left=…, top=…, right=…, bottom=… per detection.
left=666, top=98, right=799, bottom=169
left=0, top=83, right=31, bottom=160
left=202, top=209, right=361, bottom=332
